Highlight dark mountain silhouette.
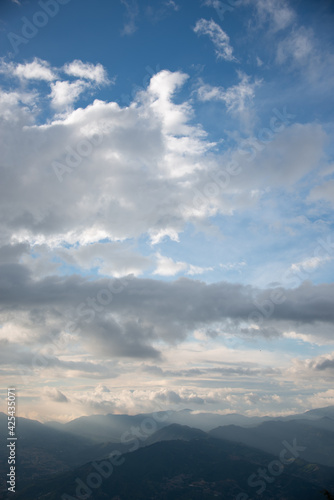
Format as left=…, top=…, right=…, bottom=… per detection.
left=7, top=436, right=334, bottom=500
left=303, top=406, right=334, bottom=419
left=45, top=411, right=170, bottom=442
left=44, top=405, right=334, bottom=438
left=2, top=406, right=334, bottom=497
left=144, top=423, right=207, bottom=446
left=0, top=412, right=124, bottom=489
left=209, top=419, right=334, bottom=466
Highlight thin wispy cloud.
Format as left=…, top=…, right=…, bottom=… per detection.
left=197, top=71, right=261, bottom=116
left=250, top=0, right=296, bottom=31
left=193, top=18, right=236, bottom=61
left=121, top=0, right=139, bottom=35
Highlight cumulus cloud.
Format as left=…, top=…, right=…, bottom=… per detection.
left=2, top=66, right=326, bottom=261
left=0, top=58, right=111, bottom=115
left=49, top=79, right=88, bottom=110
left=154, top=389, right=207, bottom=405
left=0, top=58, right=56, bottom=81
left=153, top=253, right=213, bottom=277
left=153, top=253, right=188, bottom=276
left=56, top=241, right=152, bottom=277
left=0, top=68, right=218, bottom=247
left=63, top=60, right=109, bottom=85
left=193, top=18, right=236, bottom=61
left=306, top=389, right=334, bottom=410
left=289, top=352, right=334, bottom=379
left=37, top=385, right=301, bottom=418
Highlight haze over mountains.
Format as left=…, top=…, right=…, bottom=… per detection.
left=1, top=406, right=334, bottom=499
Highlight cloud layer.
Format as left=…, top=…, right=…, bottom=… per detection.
left=1, top=0, right=334, bottom=421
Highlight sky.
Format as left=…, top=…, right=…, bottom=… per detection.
left=0, top=0, right=334, bottom=423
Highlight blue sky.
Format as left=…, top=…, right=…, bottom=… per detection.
left=0, top=0, right=334, bottom=421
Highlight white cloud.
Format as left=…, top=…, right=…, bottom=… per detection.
left=153, top=253, right=188, bottom=276
left=290, top=351, right=334, bottom=375
left=63, top=60, right=109, bottom=85
left=56, top=241, right=151, bottom=277
left=283, top=331, right=334, bottom=347
left=289, top=255, right=333, bottom=275
left=193, top=18, right=236, bottom=61
left=0, top=59, right=110, bottom=114
left=0, top=58, right=110, bottom=87
left=306, top=389, right=334, bottom=409
left=153, top=253, right=213, bottom=277
left=0, top=69, right=216, bottom=247
left=0, top=58, right=56, bottom=81
left=0, top=89, right=36, bottom=124
left=197, top=72, right=261, bottom=116
left=187, top=264, right=213, bottom=275
left=0, top=67, right=328, bottom=260
left=14, top=59, right=56, bottom=81
left=148, top=69, right=188, bottom=101
left=49, top=80, right=88, bottom=110
left=149, top=228, right=180, bottom=245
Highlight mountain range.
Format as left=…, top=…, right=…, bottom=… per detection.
left=1, top=406, right=333, bottom=499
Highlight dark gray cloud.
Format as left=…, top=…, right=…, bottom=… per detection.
left=82, top=317, right=161, bottom=359
left=0, top=339, right=115, bottom=376
left=154, top=390, right=207, bottom=405
left=314, top=358, right=334, bottom=371
left=142, top=364, right=278, bottom=378
left=1, top=264, right=334, bottom=358
left=0, top=243, right=30, bottom=263
left=45, top=388, right=68, bottom=403
left=1, top=265, right=334, bottom=327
